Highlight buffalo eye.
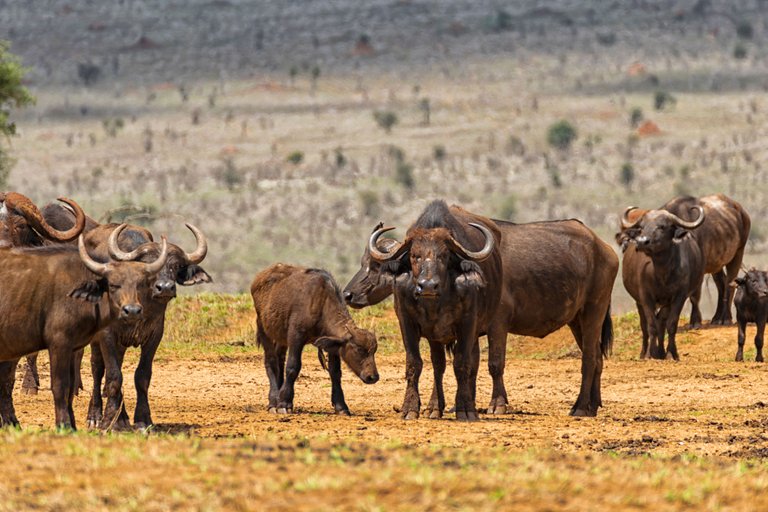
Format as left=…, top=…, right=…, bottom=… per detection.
left=109, top=284, right=121, bottom=291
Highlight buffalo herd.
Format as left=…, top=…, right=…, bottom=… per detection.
left=0, top=191, right=761, bottom=429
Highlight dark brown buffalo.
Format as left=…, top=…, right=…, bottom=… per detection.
left=35, top=203, right=211, bottom=429
left=347, top=204, right=618, bottom=418
left=0, top=229, right=168, bottom=428
left=367, top=201, right=503, bottom=421
left=618, top=194, right=750, bottom=326
left=0, top=193, right=88, bottom=395
left=251, top=263, right=379, bottom=415
left=734, top=269, right=768, bottom=362
left=621, top=206, right=705, bottom=360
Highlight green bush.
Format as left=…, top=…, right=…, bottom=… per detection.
left=736, top=21, right=753, bottom=40
left=654, top=91, right=676, bottom=111
left=286, top=151, right=304, bottom=165
left=620, top=162, right=635, bottom=188
left=734, top=43, right=748, bottom=60
left=373, top=110, right=398, bottom=133
left=433, top=144, right=446, bottom=160
left=629, top=107, right=643, bottom=128
left=546, top=120, right=577, bottom=151
left=395, top=161, right=414, bottom=190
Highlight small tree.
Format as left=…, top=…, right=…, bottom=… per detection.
left=734, top=43, right=748, bottom=60
left=373, top=110, right=398, bottom=133
left=546, top=120, right=577, bottom=151
left=654, top=91, right=676, bottom=111
left=395, top=161, right=414, bottom=189
left=629, top=107, right=644, bottom=128
left=736, top=21, right=753, bottom=40
left=286, top=151, right=304, bottom=164
left=0, top=42, right=34, bottom=188
left=419, top=98, right=431, bottom=125
left=620, top=162, right=635, bottom=190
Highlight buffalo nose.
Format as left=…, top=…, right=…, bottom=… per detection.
left=121, top=304, right=143, bottom=318
left=364, top=373, right=380, bottom=384
left=635, top=236, right=649, bottom=247
left=343, top=291, right=353, bottom=303
left=155, top=280, right=176, bottom=296
left=417, top=278, right=439, bottom=294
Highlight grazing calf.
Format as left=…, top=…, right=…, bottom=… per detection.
left=734, top=269, right=768, bottom=362
left=250, top=264, right=379, bottom=415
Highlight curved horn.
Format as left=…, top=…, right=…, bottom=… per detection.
left=183, top=223, right=208, bottom=264
left=107, top=224, right=142, bottom=261
left=621, top=206, right=642, bottom=229
left=668, top=205, right=705, bottom=229
left=78, top=234, right=108, bottom=276
left=447, top=222, right=495, bottom=261
left=143, top=236, right=168, bottom=275
left=6, top=193, right=87, bottom=242
left=368, top=226, right=408, bottom=262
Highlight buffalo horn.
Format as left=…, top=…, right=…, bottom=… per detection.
left=78, top=234, right=108, bottom=276
left=143, top=236, right=169, bottom=275
left=448, top=222, right=495, bottom=261
left=7, top=193, right=87, bottom=242
left=667, top=205, right=705, bottom=229
left=620, top=206, right=642, bottom=229
left=368, top=226, right=407, bottom=262
left=107, top=224, right=143, bottom=261
left=183, top=223, right=208, bottom=264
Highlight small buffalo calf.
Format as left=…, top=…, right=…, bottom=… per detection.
left=251, top=263, right=379, bottom=415
left=734, top=269, right=768, bottom=362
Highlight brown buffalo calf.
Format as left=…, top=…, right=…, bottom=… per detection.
left=734, top=269, right=768, bottom=362
left=251, top=264, right=379, bottom=415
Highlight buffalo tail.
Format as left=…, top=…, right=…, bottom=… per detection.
left=601, top=304, right=614, bottom=358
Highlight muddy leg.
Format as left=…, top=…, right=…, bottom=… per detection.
left=102, top=338, right=129, bottom=430
left=398, top=314, right=422, bottom=421
left=424, top=340, right=446, bottom=419
left=636, top=304, right=650, bottom=359
left=134, top=337, right=160, bottom=428
left=755, top=317, right=765, bottom=363
left=487, top=325, right=509, bottom=415
left=87, top=340, right=105, bottom=428
left=49, top=347, right=75, bottom=430
left=276, top=339, right=304, bottom=414
left=453, top=319, right=479, bottom=422
left=570, top=307, right=603, bottom=417
left=21, top=353, right=40, bottom=395
left=73, top=348, right=84, bottom=396
left=258, top=325, right=281, bottom=413
left=0, top=359, right=20, bottom=427
left=735, top=316, right=747, bottom=362
left=688, top=284, right=703, bottom=329
left=328, top=352, right=350, bottom=415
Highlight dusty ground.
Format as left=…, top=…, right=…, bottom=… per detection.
left=5, top=309, right=768, bottom=510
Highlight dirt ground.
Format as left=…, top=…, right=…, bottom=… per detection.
left=13, top=321, right=768, bottom=456
left=6, top=318, right=768, bottom=510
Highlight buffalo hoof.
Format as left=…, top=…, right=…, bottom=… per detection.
left=403, top=410, right=419, bottom=420
left=0, top=415, right=20, bottom=428
left=455, top=410, right=479, bottom=422
left=276, top=407, right=293, bottom=414
left=428, top=409, right=442, bottom=419
left=757, top=355, right=765, bottom=363
left=488, top=398, right=508, bottom=415
left=688, top=322, right=702, bottom=330
left=21, top=386, right=38, bottom=396
left=334, top=408, right=351, bottom=416
left=735, top=354, right=744, bottom=362
left=86, top=419, right=101, bottom=430
left=134, top=422, right=154, bottom=433
left=570, top=407, right=597, bottom=417
left=665, top=352, right=679, bottom=362
left=268, top=407, right=278, bottom=414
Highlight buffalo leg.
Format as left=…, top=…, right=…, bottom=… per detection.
left=755, top=317, right=765, bottom=363
left=259, top=326, right=282, bottom=413
left=49, top=347, right=75, bottom=429
left=652, top=308, right=668, bottom=359
left=424, top=340, right=446, bottom=419
left=487, top=324, right=509, bottom=415
left=736, top=316, right=747, bottom=362
left=720, top=250, right=744, bottom=325
left=276, top=334, right=304, bottom=414
left=569, top=305, right=605, bottom=417
left=688, top=284, right=703, bottom=329
left=21, top=353, right=40, bottom=395
left=636, top=304, right=650, bottom=359
left=101, top=338, right=130, bottom=430
left=134, top=336, right=161, bottom=428
left=327, top=352, right=350, bottom=415
left=712, top=270, right=731, bottom=325
left=398, top=315, right=423, bottom=420
left=664, top=299, right=686, bottom=361
left=87, top=340, right=106, bottom=428
left=73, top=348, right=84, bottom=396
left=453, top=317, right=479, bottom=422
left=0, top=359, right=20, bottom=427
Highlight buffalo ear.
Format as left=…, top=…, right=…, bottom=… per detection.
left=735, top=276, right=746, bottom=287
left=381, top=258, right=408, bottom=276
left=178, top=265, right=212, bottom=286
left=313, top=336, right=345, bottom=354
left=456, top=260, right=486, bottom=290
left=68, top=279, right=107, bottom=303
left=673, top=227, right=689, bottom=242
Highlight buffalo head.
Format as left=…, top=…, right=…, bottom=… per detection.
left=735, top=269, right=768, bottom=300
left=315, top=325, right=379, bottom=384
left=343, top=222, right=400, bottom=308
left=72, top=225, right=169, bottom=322
left=621, top=206, right=704, bottom=255
left=107, top=223, right=211, bottom=301
left=368, top=221, right=495, bottom=299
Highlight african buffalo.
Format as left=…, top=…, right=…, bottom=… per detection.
left=367, top=201, right=502, bottom=421
left=734, top=269, right=768, bottom=362
left=0, top=228, right=168, bottom=429
left=617, top=194, right=750, bottom=326
left=348, top=203, right=618, bottom=418
left=22, top=204, right=211, bottom=429
left=621, top=206, right=705, bottom=360
left=251, top=264, right=379, bottom=415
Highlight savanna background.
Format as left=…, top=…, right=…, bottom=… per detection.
left=3, top=1, right=768, bottom=510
